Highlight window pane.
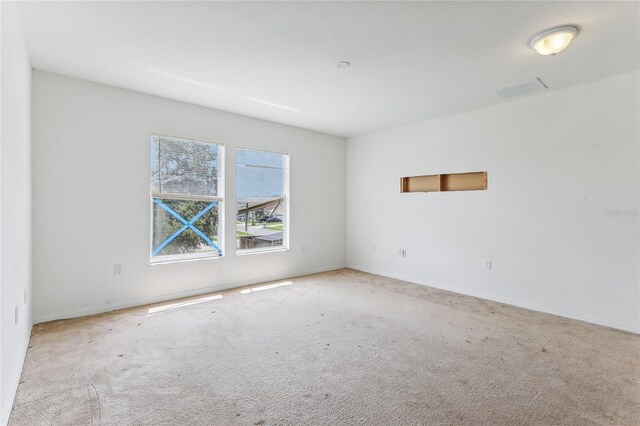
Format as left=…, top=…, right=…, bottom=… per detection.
left=152, top=198, right=221, bottom=258
left=151, top=135, right=219, bottom=197
left=150, top=134, right=223, bottom=262
left=236, top=199, right=285, bottom=250
left=237, top=149, right=284, bottom=199
left=236, top=148, right=288, bottom=252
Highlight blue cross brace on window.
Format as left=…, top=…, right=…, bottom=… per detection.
left=152, top=198, right=221, bottom=256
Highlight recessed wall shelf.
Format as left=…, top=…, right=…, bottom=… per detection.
left=400, top=171, right=488, bottom=193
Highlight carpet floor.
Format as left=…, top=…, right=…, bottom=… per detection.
left=9, top=269, right=640, bottom=425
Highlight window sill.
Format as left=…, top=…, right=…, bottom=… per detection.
left=149, top=247, right=290, bottom=264
left=236, top=247, right=290, bottom=257
left=150, top=254, right=223, bottom=266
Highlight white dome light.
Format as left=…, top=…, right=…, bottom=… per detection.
left=529, top=26, right=579, bottom=56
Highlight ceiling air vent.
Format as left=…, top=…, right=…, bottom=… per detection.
left=495, top=78, right=547, bottom=99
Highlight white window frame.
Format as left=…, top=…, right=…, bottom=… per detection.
left=235, top=147, right=290, bottom=256
left=149, top=134, right=225, bottom=264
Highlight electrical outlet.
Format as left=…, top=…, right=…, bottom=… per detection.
left=114, top=264, right=123, bottom=276
left=397, top=249, right=407, bottom=257
left=485, top=260, right=492, bottom=270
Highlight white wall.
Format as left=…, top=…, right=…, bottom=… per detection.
left=0, top=2, right=33, bottom=424
left=32, top=71, right=346, bottom=323
left=347, top=71, right=640, bottom=333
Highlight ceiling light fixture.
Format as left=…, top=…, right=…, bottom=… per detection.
left=337, top=61, right=351, bottom=69
left=529, top=26, right=578, bottom=56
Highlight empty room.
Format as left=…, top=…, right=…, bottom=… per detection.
left=1, top=1, right=639, bottom=425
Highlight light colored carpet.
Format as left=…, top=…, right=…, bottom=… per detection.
left=10, top=269, right=640, bottom=425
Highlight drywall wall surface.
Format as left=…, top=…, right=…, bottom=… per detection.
left=1, top=2, right=33, bottom=424
left=32, top=71, right=346, bottom=322
left=347, top=71, right=640, bottom=332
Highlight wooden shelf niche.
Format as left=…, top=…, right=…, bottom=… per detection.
left=400, top=171, right=487, bottom=193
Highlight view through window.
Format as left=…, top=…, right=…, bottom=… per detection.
left=236, top=148, right=289, bottom=253
left=150, top=135, right=223, bottom=262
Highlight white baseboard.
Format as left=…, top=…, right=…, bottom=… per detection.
left=347, top=264, right=640, bottom=334
left=33, top=264, right=346, bottom=324
left=1, top=324, right=32, bottom=426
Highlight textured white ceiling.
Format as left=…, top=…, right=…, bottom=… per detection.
left=17, top=1, right=640, bottom=137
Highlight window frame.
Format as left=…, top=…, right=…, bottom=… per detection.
left=235, top=147, right=290, bottom=256
left=149, top=133, right=225, bottom=265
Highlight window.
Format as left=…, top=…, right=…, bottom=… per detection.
left=236, top=148, right=289, bottom=254
left=150, top=135, right=224, bottom=263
